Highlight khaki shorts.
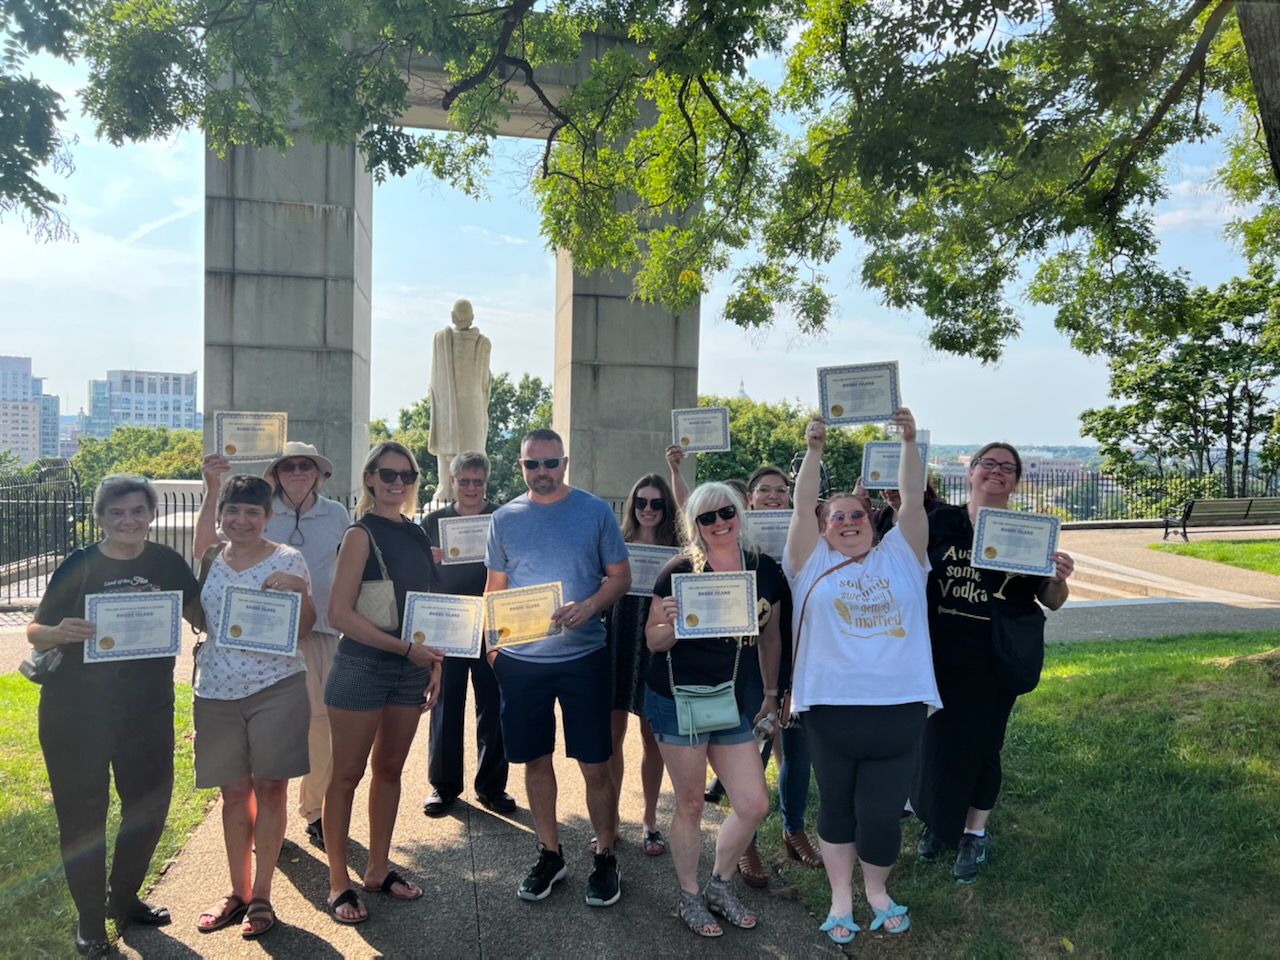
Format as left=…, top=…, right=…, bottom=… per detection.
left=194, top=672, right=310, bottom=788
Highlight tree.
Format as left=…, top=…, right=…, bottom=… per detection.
left=71, top=425, right=202, bottom=488
left=66, top=1, right=1280, bottom=356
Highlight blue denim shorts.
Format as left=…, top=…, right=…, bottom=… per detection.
left=324, top=651, right=433, bottom=711
left=645, top=686, right=754, bottom=746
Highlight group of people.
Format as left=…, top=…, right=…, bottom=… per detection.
left=29, top=413, right=1073, bottom=954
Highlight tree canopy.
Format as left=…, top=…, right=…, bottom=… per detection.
left=71, top=425, right=202, bottom=488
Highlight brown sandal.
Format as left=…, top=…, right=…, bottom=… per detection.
left=240, top=898, right=275, bottom=939
left=195, top=893, right=246, bottom=933
left=737, top=841, right=768, bottom=888
left=784, top=828, right=825, bottom=867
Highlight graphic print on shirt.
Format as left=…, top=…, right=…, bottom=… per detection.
left=831, top=572, right=905, bottom=639
left=935, top=543, right=1017, bottom=620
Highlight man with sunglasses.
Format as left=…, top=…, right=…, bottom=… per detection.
left=420, top=451, right=513, bottom=819
left=484, top=429, right=632, bottom=908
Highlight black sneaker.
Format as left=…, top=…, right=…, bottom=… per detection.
left=585, top=852, right=621, bottom=907
left=917, top=825, right=943, bottom=862
left=954, top=832, right=991, bottom=883
left=518, top=844, right=567, bottom=901
left=305, top=817, right=324, bottom=848
left=422, top=789, right=458, bottom=817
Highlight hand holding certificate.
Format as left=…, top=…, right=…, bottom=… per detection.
left=217, top=585, right=302, bottom=655
left=671, top=407, right=731, bottom=453
left=817, top=363, right=901, bottom=425
left=213, top=411, right=287, bottom=462
left=404, top=592, right=484, bottom=658
left=484, top=583, right=565, bottom=648
left=672, top=571, right=760, bottom=641
left=84, top=591, right=184, bottom=662
left=971, top=508, right=1061, bottom=576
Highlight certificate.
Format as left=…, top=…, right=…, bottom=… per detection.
left=216, top=585, right=301, bottom=655
left=438, top=515, right=492, bottom=565
left=627, top=544, right=681, bottom=596
left=214, top=411, right=288, bottom=461
left=671, top=406, right=731, bottom=452
left=860, top=441, right=929, bottom=490
left=672, top=571, right=760, bottom=640
left=817, top=363, right=901, bottom=425
left=971, top=508, right=1060, bottom=576
left=84, top=591, right=183, bottom=662
left=404, top=592, right=484, bottom=658
left=485, top=582, right=564, bottom=648
left=745, top=510, right=792, bottom=561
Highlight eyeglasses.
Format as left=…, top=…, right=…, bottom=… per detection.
left=634, top=497, right=666, bottom=512
left=521, top=457, right=564, bottom=471
left=455, top=477, right=486, bottom=488
left=696, top=504, right=737, bottom=526
left=973, top=457, right=1018, bottom=475
left=277, top=459, right=317, bottom=474
left=828, top=509, right=868, bottom=524
left=751, top=484, right=789, bottom=496
left=376, top=468, right=419, bottom=484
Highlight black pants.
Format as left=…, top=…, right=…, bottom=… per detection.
left=39, top=686, right=174, bottom=931
left=428, top=655, right=508, bottom=798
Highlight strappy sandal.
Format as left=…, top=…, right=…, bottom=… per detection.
left=676, top=888, right=722, bottom=938
left=703, top=872, right=758, bottom=929
left=239, top=898, right=275, bottom=939
left=643, top=829, right=668, bottom=856
left=195, top=893, right=246, bottom=933
left=868, top=898, right=910, bottom=933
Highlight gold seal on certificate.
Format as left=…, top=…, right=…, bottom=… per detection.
left=671, top=407, right=731, bottom=453
left=971, top=507, right=1060, bottom=576
left=672, top=571, right=760, bottom=641
left=404, top=592, right=485, bottom=658
left=438, top=514, right=492, bottom=566
left=484, top=583, right=565, bottom=648
left=213, top=411, right=288, bottom=463
left=84, top=591, right=184, bottom=663
left=860, top=440, right=930, bottom=489
left=817, top=363, right=901, bottom=425
left=216, top=585, right=302, bottom=656
left=626, top=544, right=680, bottom=597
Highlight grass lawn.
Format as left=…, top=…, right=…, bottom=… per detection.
left=752, top=631, right=1280, bottom=958
left=1152, top=538, right=1280, bottom=576
left=0, top=675, right=215, bottom=956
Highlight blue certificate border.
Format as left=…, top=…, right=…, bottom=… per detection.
left=84, top=591, right=183, bottom=662
left=971, top=508, right=1059, bottom=576
left=216, top=585, right=301, bottom=655
left=672, top=570, right=759, bottom=639
left=744, top=510, right=792, bottom=561
left=626, top=544, right=681, bottom=596
left=860, top=441, right=930, bottom=489
left=438, top=515, right=492, bottom=566
left=671, top=406, right=731, bottom=452
left=817, top=362, right=901, bottom=425
left=404, top=592, right=483, bottom=658
left=214, top=411, right=288, bottom=462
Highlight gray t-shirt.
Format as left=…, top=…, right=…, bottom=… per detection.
left=263, top=495, right=350, bottom=637
left=485, top=487, right=628, bottom=663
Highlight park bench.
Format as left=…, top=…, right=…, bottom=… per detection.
left=1163, top=496, right=1280, bottom=541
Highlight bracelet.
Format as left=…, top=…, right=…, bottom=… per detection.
left=404, top=640, right=413, bottom=657
left=763, top=688, right=778, bottom=697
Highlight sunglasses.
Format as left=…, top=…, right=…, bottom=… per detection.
left=521, top=457, right=564, bottom=471
left=634, top=496, right=666, bottom=512
left=973, top=456, right=1018, bottom=475
left=277, top=459, right=317, bottom=474
left=376, top=468, right=419, bottom=484
left=828, top=509, right=868, bottom=524
left=455, top=477, right=486, bottom=488
left=696, top=504, right=738, bottom=526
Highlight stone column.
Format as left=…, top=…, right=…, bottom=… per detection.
left=204, top=138, right=372, bottom=497
left=553, top=248, right=699, bottom=504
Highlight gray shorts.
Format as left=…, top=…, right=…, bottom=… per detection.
left=324, top=651, right=433, bottom=712
left=193, top=672, right=310, bottom=788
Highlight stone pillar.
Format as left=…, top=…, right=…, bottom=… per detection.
left=553, top=249, right=699, bottom=504
left=204, top=138, right=372, bottom=497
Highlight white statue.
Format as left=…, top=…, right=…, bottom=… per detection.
left=429, top=298, right=492, bottom=502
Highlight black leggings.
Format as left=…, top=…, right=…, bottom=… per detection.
left=804, top=702, right=927, bottom=866
left=38, top=687, right=174, bottom=930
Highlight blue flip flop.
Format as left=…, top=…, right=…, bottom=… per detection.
left=819, top=912, right=859, bottom=944
left=869, top=898, right=910, bottom=933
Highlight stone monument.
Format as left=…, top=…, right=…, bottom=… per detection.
left=429, top=298, right=492, bottom=501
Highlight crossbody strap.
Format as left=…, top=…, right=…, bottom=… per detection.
left=355, top=521, right=391, bottom=579
left=783, top=555, right=861, bottom=717
left=667, top=636, right=742, bottom=691
left=191, top=542, right=227, bottom=685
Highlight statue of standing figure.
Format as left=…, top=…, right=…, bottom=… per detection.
left=429, top=298, right=493, bottom=502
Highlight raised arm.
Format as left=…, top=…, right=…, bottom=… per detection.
left=785, top=415, right=826, bottom=573
left=665, top=444, right=691, bottom=511
left=891, top=407, right=927, bottom=564
left=193, top=453, right=231, bottom=556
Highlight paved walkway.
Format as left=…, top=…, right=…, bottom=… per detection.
left=2, top=526, right=1277, bottom=958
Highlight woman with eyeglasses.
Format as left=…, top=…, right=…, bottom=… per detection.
left=599, top=473, right=680, bottom=857
left=196, top=442, right=350, bottom=851
left=911, top=442, right=1073, bottom=884
left=323, top=441, right=443, bottom=925
left=783, top=410, right=940, bottom=943
left=27, top=474, right=201, bottom=958
left=644, top=483, right=783, bottom=937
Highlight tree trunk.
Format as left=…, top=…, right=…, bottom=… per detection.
left=1237, top=0, right=1280, bottom=188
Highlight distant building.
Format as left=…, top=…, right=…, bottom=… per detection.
left=81, top=370, right=200, bottom=438
left=0, top=355, right=60, bottom=463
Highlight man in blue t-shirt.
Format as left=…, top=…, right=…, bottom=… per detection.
left=485, top=428, right=631, bottom=908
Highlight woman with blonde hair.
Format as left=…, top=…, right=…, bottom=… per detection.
left=323, top=441, right=444, bottom=924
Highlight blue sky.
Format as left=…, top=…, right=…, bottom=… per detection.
left=1, top=56, right=1255, bottom=447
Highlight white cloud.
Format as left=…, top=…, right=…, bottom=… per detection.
left=459, top=224, right=529, bottom=246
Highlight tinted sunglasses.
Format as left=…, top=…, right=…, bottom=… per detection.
left=276, top=459, right=316, bottom=473
left=455, top=477, right=486, bottom=488
left=376, top=468, right=419, bottom=484
left=521, top=457, right=564, bottom=471
left=634, top=496, right=666, bottom=512
left=828, top=509, right=868, bottom=524
left=696, top=504, right=737, bottom=526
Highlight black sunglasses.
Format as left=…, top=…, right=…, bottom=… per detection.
left=376, top=468, right=419, bottom=484
left=695, top=504, right=737, bottom=526
left=634, top=496, right=666, bottom=512
left=521, top=457, right=564, bottom=471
